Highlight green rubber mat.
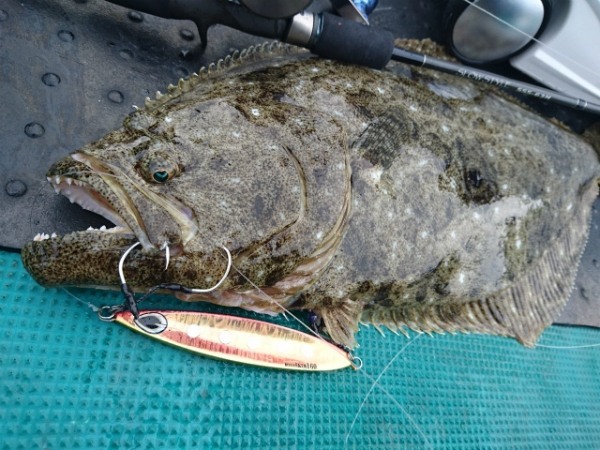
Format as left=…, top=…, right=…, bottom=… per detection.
left=1, top=250, right=600, bottom=449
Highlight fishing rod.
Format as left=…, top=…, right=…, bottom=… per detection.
left=103, top=0, right=600, bottom=115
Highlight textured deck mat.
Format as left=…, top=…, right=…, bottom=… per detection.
left=1, top=250, right=600, bottom=449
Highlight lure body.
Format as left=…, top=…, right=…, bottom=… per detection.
left=113, top=310, right=352, bottom=371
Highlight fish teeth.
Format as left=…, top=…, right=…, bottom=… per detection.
left=100, top=225, right=107, bottom=231
left=66, top=177, right=73, bottom=185
left=33, top=232, right=57, bottom=241
left=54, top=175, right=61, bottom=185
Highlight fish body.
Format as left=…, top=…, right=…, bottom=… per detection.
left=22, top=43, right=600, bottom=348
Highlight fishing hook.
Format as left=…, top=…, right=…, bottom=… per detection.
left=153, top=246, right=232, bottom=294
left=161, top=241, right=170, bottom=271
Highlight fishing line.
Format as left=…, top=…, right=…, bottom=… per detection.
left=537, top=342, right=600, bottom=349
left=61, top=288, right=101, bottom=313
left=231, top=263, right=332, bottom=345
left=345, top=333, right=424, bottom=444
left=358, top=369, right=433, bottom=450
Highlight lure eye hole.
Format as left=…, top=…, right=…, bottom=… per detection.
left=153, top=171, right=170, bottom=183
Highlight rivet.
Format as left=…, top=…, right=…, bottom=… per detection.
left=5, top=180, right=27, bottom=197
left=107, top=90, right=124, bottom=104
left=119, top=49, right=133, bottom=60
left=57, top=30, right=74, bottom=42
left=180, top=29, right=194, bottom=41
left=42, top=73, right=61, bottom=87
left=0, top=9, right=8, bottom=21
left=127, top=11, right=143, bottom=23
left=24, top=122, right=45, bottom=138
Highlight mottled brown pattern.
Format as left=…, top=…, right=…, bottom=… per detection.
left=21, top=43, right=600, bottom=348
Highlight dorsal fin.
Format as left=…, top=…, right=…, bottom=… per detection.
left=143, top=42, right=306, bottom=112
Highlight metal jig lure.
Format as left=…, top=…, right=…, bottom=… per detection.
left=100, top=241, right=358, bottom=371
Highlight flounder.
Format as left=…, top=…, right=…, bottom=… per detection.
left=21, top=42, right=600, bottom=348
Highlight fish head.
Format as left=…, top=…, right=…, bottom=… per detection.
left=20, top=106, right=241, bottom=288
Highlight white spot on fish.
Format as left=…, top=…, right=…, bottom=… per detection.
left=311, top=67, right=319, bottom=73
left=420, top=231, right=428, bottom=239
left=417, top=159, right=428, bottom=167
left=231, top=177, right=241, bottom=184
left=507, top=134, right=514, bottom=140
left=450, top=231, right=457, bottom=239
left=387, top=211, right=394, bottom=219
left=251, top=108, right=260, bottom=116
left=473, top=212, right=481, bottom=220
left=377, top=87, right=385, bottom=94
left=336, top=163, right=344, bottom=170
left=315, top=231, right=324, bottom=240
left=566, top=203, right=573, bottom=211
left=441, top=125, right=449, bottom=133
left=165, top=116, right=173, bottom=123
left=345, top=83, right=353, bottom=88
left=370, top=168, right=383, bottom=182
left=516, top=239, right=522, bottom=249
left=405, top=207, right=412, bottom=215
left=502, top=184, right=509, bottom=191
left=232, top=131, right=241, bottom=138
left=410, top=105, right=417, bottom=111
left=459, top=273, right=465, bottom=284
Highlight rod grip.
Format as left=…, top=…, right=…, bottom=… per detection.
left=311, top=13, right=394, bottom=69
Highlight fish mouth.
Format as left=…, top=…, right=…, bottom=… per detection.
left=34, top=172, right=135, bottom=242
left=31, top=151, right=153, bottom=249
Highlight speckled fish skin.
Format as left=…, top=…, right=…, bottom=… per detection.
left=21, top=43, right=600, bottom=348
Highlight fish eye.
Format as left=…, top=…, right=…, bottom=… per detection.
left=153, top=171, right=170, bottom=183
left=135, top=147, right=181, bottom=184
